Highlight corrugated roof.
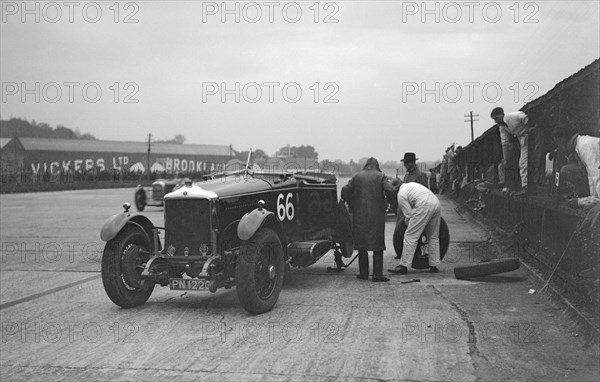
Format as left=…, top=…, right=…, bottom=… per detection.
left=463, top=125, right=498, bottom=151
left=0, top=138, right=11, bottom=149
left=16, top=137, right=231, bottom=156
left=522, top=59, right=599, bottom=112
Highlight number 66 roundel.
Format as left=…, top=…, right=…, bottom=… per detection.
left=277, top=193, right=295, bottom=221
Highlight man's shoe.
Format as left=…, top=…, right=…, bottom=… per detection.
left=356, top=274, right=369, bottom=280
left=373, top=276, right=390, bottom=282
left=388, top=265, right=408, bottom=274
left=513, top=187, right=527, bottom=196
left=474, top=203, right=486, bottom=211
left=429, top=266, right=439, bottom=273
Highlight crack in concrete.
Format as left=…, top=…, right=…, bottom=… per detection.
left=339, top=305, right=358, bottom=342
left=1, top=363, right=430, bottom=382
left=0, top=274, right=101, bottom=310
left=429, top=285, right=491, bottom=372
left=205, top=308, right=233, bottom=333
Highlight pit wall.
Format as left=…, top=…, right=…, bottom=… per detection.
left=451, top=187, right=600, bottom=341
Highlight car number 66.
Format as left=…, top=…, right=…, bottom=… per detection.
left=277, top=193, right=295, bottom=221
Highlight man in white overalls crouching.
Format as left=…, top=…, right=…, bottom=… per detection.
left=389, top=181, right=442, bottom=275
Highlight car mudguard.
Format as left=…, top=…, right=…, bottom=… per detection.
left=237, top=208, right=283, bottom=241
left=100, top=212, right=156, bottom=243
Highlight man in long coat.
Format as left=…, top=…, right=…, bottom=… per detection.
left=341, top=157, right=394, bottom=282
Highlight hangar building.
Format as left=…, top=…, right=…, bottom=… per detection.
left=0, top=137, right=232, bottom=175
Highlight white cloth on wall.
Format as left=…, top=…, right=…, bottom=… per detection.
left=575, top=135, right=600, bottom=198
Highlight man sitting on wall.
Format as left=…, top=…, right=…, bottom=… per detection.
left=440, top=145, right=457, bottom=194
left=559, top=155, right=590, bottom=200
left=429, top=168, right=439, bottom=194
left=473, top=161, right=500, bottom=211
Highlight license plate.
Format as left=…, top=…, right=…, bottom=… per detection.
left=170, top=278, right=212, bottom=291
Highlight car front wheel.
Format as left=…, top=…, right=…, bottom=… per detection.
left=236, top=228, right=285, bottom=314
left=134, top=190, right=146, bottom=211
left=101, top=224, right=154, bottom=308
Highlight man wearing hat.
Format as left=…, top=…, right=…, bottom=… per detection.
left=401, top=152, right=429, bottom=188
left=391, top=152, right=430, bottom=259
left=341, top=157, right=395, bottom=282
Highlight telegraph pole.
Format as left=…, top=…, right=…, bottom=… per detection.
left=464, top=111, right=479, bottom=142
left=146, top=133, right=152, bottom=182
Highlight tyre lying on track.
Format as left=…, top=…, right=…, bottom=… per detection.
left=393, top=217, right=450, bottom=269
left=453, top=258, right=520, bottom=280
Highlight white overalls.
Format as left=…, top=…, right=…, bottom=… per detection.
left=397, top=182, right=442, bottom=268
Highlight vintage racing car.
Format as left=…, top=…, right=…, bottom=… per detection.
left=134, top=178, right=184, bottom=211
left=101, top=168, right=355, bottom=314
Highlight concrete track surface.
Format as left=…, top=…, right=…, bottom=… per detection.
left=1, top=188, right=599, bottom=381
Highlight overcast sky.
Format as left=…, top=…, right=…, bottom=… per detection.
left=1, top=0, right=599, bottom=162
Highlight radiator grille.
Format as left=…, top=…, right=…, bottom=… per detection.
left=152, top=184, right=165, bottom=200
left=164, top=199, right=212, bottom=256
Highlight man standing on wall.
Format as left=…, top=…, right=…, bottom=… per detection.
left=490, top=107, right=532, bottom=196
left=341, top=157, right=395, bottom=282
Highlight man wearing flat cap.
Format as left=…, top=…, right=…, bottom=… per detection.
left=341, top=157, right=395, bottom=282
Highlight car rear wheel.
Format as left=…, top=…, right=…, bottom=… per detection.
left=236, top=228, right=285, bottom=314
left=336, top=201, right=354, bottom=258
left=101, top=224, right=154, bottom=308
left=393, top=217, right=450, bottom=269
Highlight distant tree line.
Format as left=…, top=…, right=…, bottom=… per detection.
left=0, top=117, right=97, bottom=140
left=0, top=117, right=189, bottom=145
left=1, top=117, right=438, bottom=176
left=154, top=134, right=186, bottom=144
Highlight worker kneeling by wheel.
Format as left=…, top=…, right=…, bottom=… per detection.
left=389, top=181, right=444, bottom=275
left=393, top=217, right=450, bottom=269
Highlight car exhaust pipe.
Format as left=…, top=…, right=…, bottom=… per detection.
left=287, top=240, right=334, bottom=267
